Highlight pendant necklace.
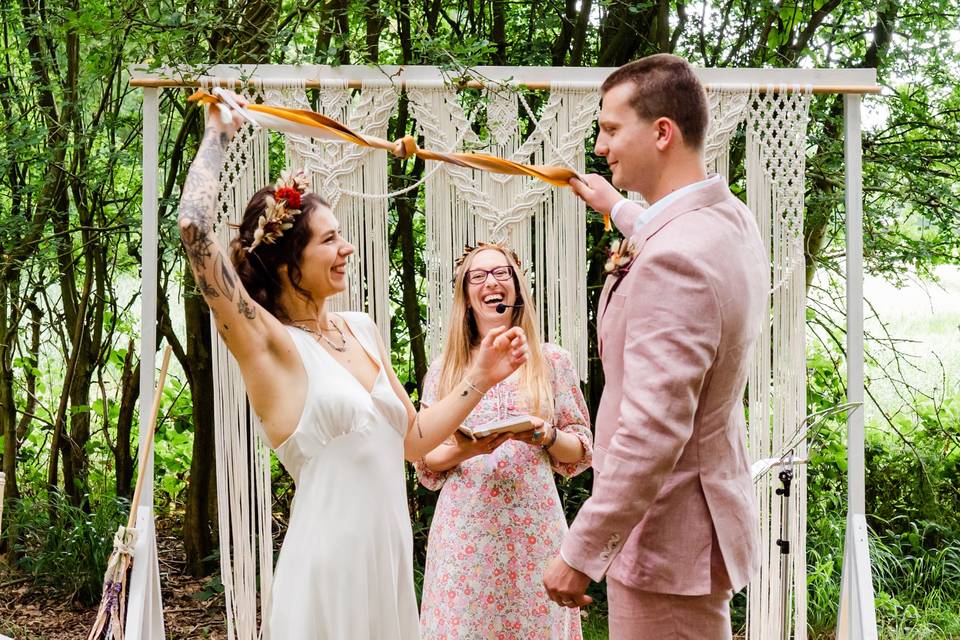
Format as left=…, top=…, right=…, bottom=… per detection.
left=293, top=320, right=348, bottom=353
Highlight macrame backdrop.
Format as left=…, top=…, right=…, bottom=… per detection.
left=274, top=80, right=398, bottom=347
left=405, top=84, right=599, bottom=379
left=199, top=75, right=811, bottom=640
left=744, top=88, right=812, bottom=640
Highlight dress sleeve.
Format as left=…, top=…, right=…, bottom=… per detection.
left=413, top=360, right=451, bottom=490
left=545, top=344, right=593, bottom=478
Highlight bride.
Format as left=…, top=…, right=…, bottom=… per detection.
left=177, top=96, right=528, bottom=639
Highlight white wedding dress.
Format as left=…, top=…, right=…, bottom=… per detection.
left=269, top=312, right=420, bottom=639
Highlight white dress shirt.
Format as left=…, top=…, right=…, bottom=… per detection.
left=611, top=174, right=724, bottom=237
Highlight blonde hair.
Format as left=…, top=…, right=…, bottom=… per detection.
left=436, top=244, right=554, bottom=422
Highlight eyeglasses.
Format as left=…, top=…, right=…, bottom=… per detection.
left=466, top=265, right=514, bottom=285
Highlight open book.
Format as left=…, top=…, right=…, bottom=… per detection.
left=458, top=414, right=535, bottom=440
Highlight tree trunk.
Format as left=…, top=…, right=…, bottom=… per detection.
left=114, top=342, right=140, bottom=499
left=491, top=0, right=508, bottom=64
left=364, top=0, right=385, bottom=63
left=183, top=268, right=217, bottom=577
left=569, top=0, right=593, bottom=66
left=550, top=0, right=577, bottom=65
left=0, top=280, right=19, bottom=504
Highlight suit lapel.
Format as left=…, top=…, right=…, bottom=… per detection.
left=595, top=178, right=734, bottom=361
left=596, top=275, right=615, bottom=357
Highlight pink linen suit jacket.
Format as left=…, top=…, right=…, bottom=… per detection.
left=561, top=178, right=768, bottom=596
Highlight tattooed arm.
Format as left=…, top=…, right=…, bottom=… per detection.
left=178, top=103, right=304, bottom=445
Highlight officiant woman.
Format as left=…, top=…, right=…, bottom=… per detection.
left=415, top=242, right=593, bottom=639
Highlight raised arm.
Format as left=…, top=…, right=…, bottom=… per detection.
left=371, top=320, right=529, bottom=461
left=177, top=102, right=287, bottom=363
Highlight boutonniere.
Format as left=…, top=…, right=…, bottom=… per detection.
left=604, top=238, right=637, bottom=278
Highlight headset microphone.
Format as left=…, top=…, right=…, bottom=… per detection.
left=495, top=301, right=524, bottom=314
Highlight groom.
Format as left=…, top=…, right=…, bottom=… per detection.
left=543, top=54, right=768, bottom=638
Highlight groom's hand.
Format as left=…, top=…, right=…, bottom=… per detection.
left=543, top=554, right=592, bottom=608
left=569, top=173, right=623, bottom=216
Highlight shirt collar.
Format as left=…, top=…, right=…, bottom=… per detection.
left=634, top=174, right=724, bottom=235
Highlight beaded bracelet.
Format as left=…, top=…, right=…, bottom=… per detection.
left=541, top=424, right=559, bottom=450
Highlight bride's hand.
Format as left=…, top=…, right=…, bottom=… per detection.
left=205, top=90, right=247, bottom=140
left=469, top=326, right=528, bottom=390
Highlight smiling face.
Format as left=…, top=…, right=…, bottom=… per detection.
left=595, top=81, right=662, bottom=195
left=290, top=204, right=354, bottom=300
left=464, top=248, right=518, bottom=329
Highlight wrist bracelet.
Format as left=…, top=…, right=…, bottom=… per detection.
left=541, top=424, right=559, bottom=450
left=463, top=378, right=484, bottom=396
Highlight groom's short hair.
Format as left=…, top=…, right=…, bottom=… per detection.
left=601, top=54, right=709, bottom=151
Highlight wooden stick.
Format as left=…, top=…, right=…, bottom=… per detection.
left=129, top=76, right=881, bottom=94
left=126, top=345, right=172, bottom=529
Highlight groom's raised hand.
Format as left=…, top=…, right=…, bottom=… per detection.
left=543, top=554, right=592, bottom=609
left=569, top=174, right=622, bottom=216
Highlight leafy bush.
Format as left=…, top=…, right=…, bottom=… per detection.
left=10, top=493, right=130, bottom=605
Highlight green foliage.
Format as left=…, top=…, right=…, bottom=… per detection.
left=152, top=375, right=196, bottom=509
left=2, top=0, right=959, bottom=633
left=804, top=337, right=960, bottom=635
left=9, top=493, right=129, bottom=606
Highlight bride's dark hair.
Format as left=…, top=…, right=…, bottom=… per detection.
left=228, top=187, right=330, bottom=319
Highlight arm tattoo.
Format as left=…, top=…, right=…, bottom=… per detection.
left=213, top=254, right=237, bottom=300
left=237, top=297, right=256, bottom=319
left=178, top=128, right=229, bottom=271
left=198, top=275, right=219, bottom=298
left=178, top=127, right=257, bottom=321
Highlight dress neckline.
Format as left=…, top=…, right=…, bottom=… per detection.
left=292, top=314, right=385, bottom=396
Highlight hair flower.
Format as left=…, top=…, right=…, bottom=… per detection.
left=245, top=170, right=311, bottom=253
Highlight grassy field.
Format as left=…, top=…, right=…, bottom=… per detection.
left=861, top=264, right=960, bottom=425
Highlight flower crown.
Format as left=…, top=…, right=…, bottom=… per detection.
left=246, top=170, right=311, bottom=253
left=453, top=242, right=524, bottom=280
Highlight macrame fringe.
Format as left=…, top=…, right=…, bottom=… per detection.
left=407, top=84, right=598, bottom=380
left=200, top=77, right=812, bottom=640
left=745, top=87, right=811, bottom=640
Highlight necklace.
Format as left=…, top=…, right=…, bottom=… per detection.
left=292, top=319, right=348, bottom=353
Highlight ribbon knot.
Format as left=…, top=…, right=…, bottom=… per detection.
left=392, top=135, right=418, bottom=159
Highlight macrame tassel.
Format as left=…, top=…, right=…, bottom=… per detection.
left=407, top=83, right=597, bottom=380
left=745, top=86, right=811, bottom=640
left=206, top=78, right=275, bottom=640
left=276, top=81, right=398, bottom=346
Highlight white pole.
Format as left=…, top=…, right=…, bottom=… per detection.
left=836, top=93, right=878, bottom=640
left=126, top=86, right=167, bottom=639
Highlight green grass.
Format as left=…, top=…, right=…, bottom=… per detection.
left=862, top=264, right=960, bottom=427
left=580, top=611, right=608, bottom=640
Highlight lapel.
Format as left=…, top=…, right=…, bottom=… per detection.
left=596, top=275, right=615, bottom=358
left=595, top=178, right=733, bottom=358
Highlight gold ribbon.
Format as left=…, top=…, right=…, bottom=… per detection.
left=188, top=90, right=611, bottom=230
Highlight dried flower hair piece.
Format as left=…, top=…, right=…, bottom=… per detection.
left=246, top=170, right=311, bottom=253
left=454, top=242, right=524, bottom=273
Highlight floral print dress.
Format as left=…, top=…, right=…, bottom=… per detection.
left=415, top=343, right=593, bottom=640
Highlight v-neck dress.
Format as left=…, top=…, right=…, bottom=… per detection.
left=268, top=312, right=419, bottom=639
